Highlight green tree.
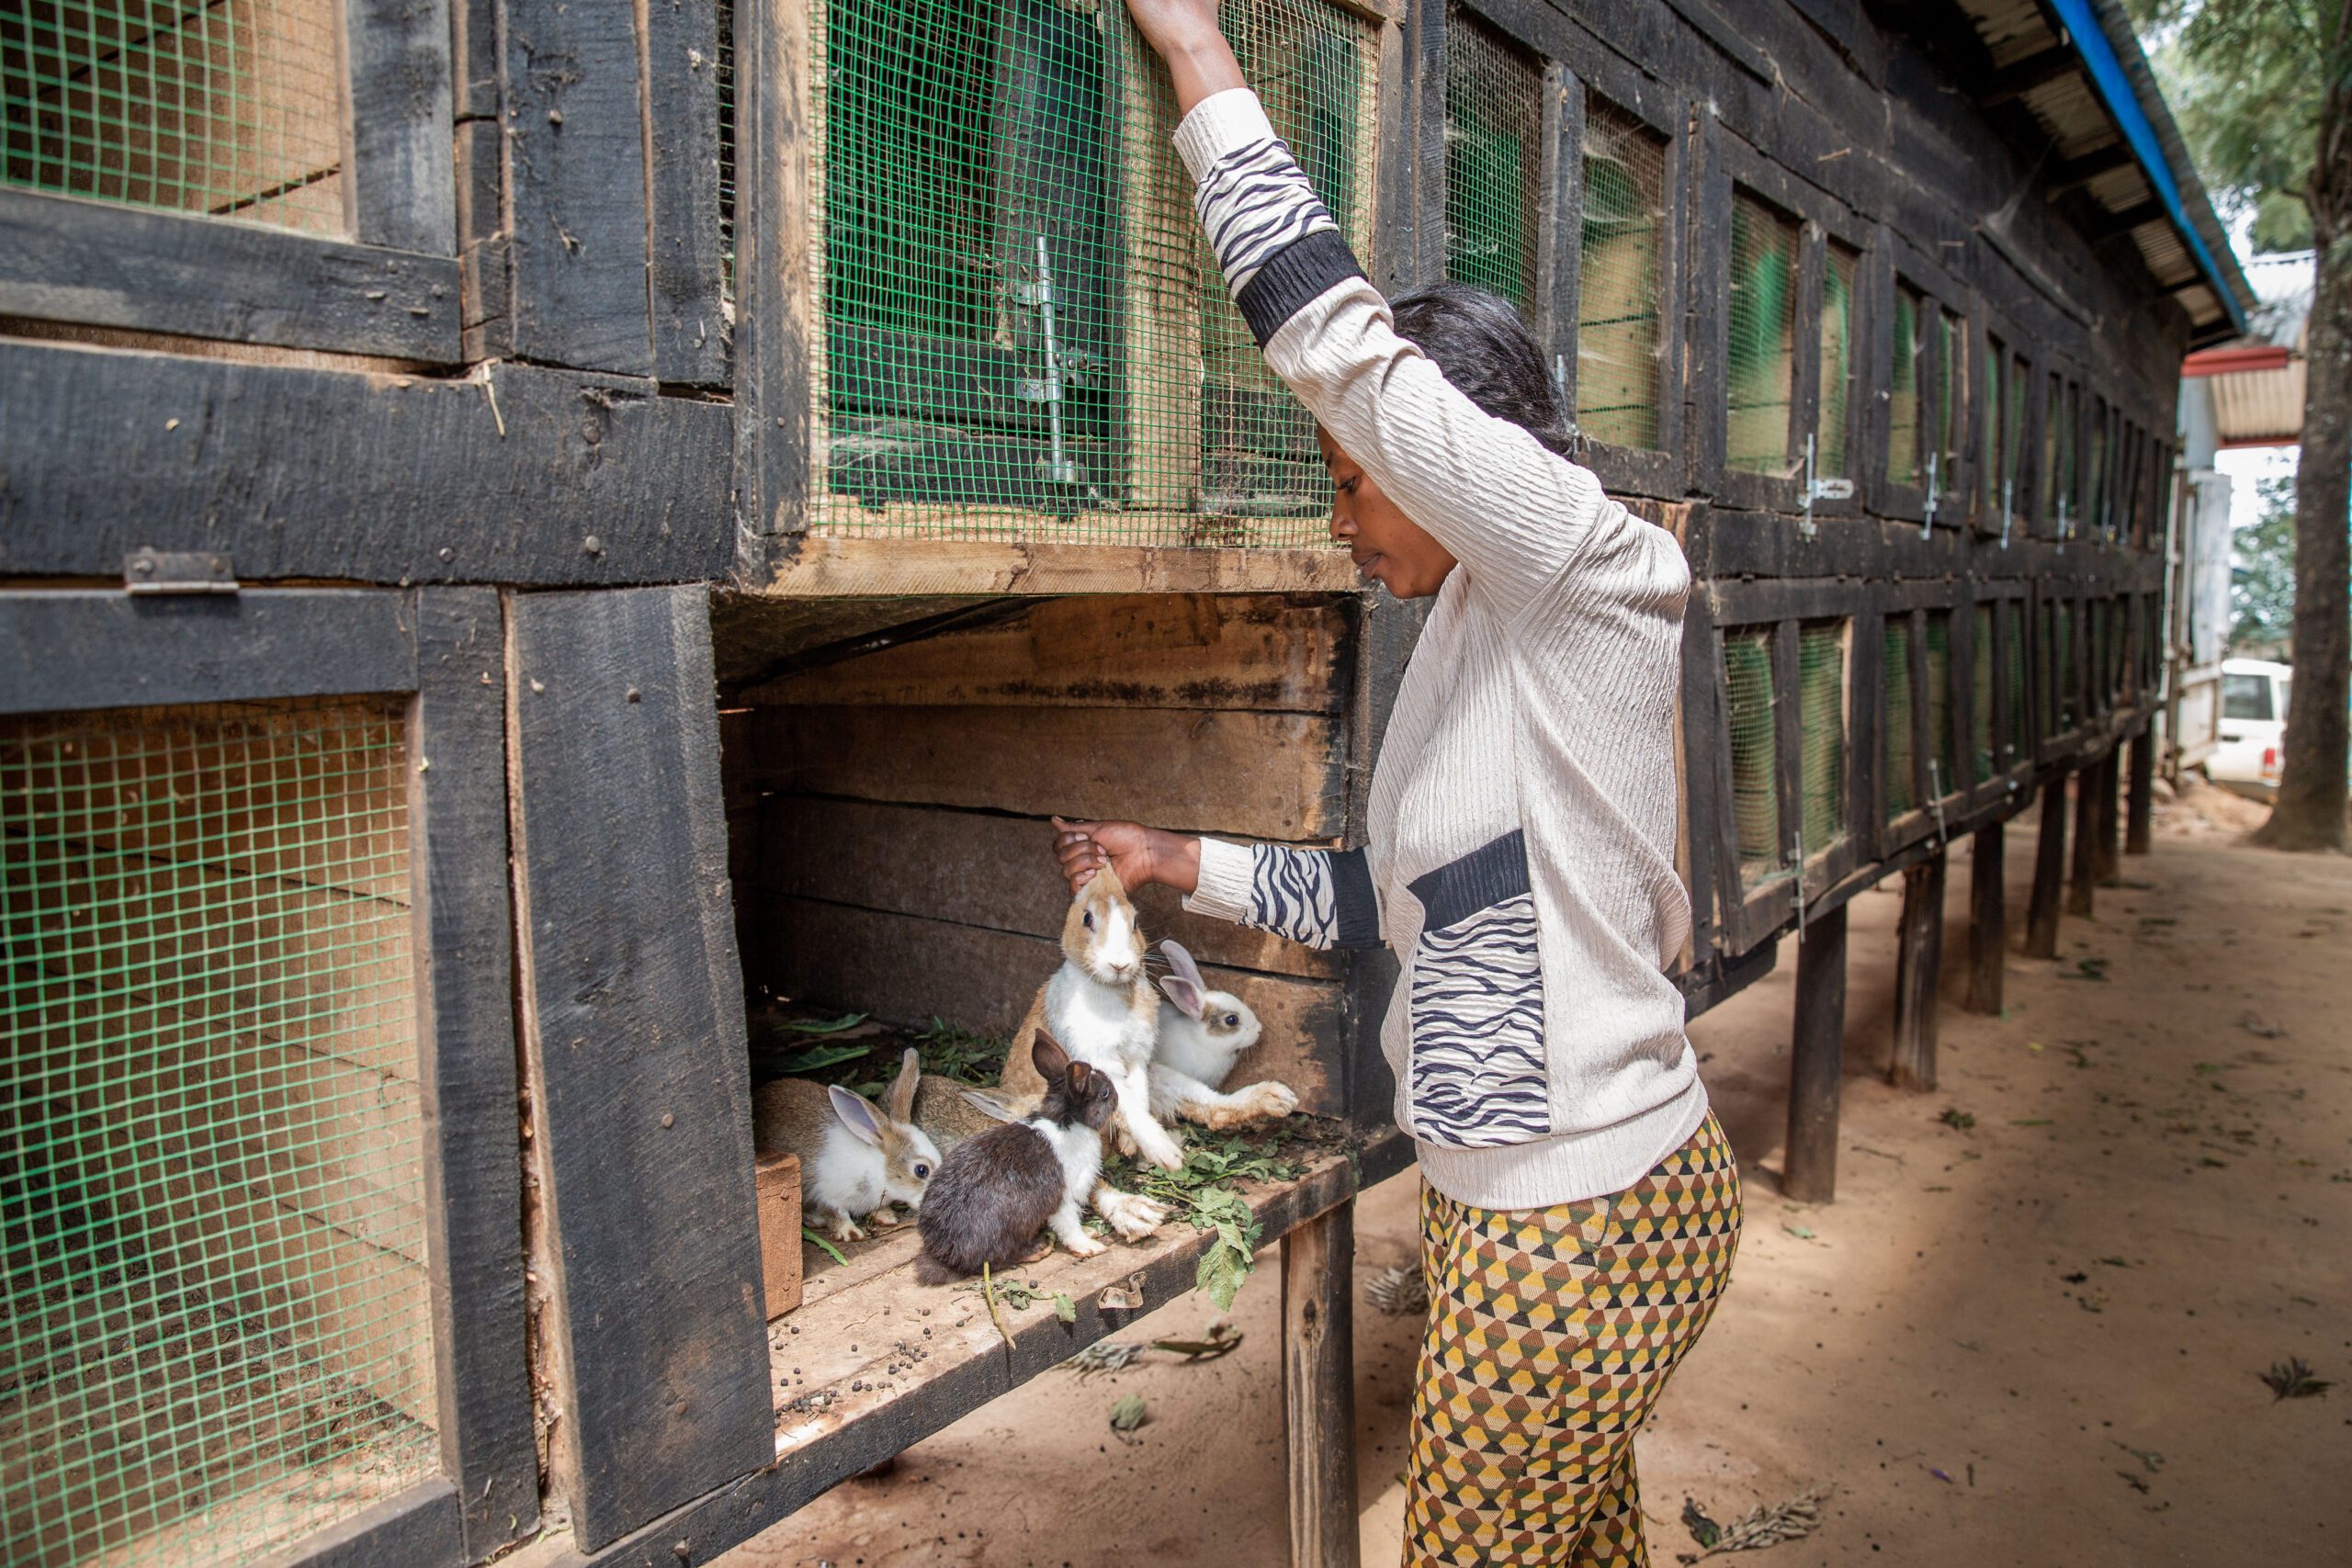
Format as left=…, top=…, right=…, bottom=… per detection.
left=2132, top=0, right=2350, bottom=849
left=2232, top=474, right=2299, bottom=649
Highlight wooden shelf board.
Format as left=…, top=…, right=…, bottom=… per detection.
left=759, top=535, right=1363, bottom=597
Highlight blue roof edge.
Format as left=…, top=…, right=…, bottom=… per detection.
left=2052, top=0, right=2250, bottom=335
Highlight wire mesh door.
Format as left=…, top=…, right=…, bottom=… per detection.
left=1725, top=190, right=1798, bottom=477
left=1577, top=97, right=1668, bottom=453
left=1442, top=7, right=1542, bottom=318
left=808, top=0, right=1377, bottom=544
left=1, top=0, right=349, bottom=234
left=1, top=697, right=438, bottom=1568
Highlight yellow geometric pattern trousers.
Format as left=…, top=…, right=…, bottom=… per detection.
left=1402, top=1111, right=1742, bottom=1567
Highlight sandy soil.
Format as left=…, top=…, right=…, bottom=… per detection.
left=722, top=778, right=2351, bottom=1567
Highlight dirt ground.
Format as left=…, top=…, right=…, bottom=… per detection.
left=722, top=778, right=2352, bottom=1567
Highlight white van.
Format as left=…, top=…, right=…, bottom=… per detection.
left=2208, top=658, right=2291, bottom=795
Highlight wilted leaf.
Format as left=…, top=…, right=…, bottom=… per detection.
left=1109, top=1394, right=1148, bottom=1432
left=2261, top=1358, right=2333, bottom=1401
left=1688, top=1485, right=1830, bottom=1558
left=781, top=1012, right=870, bottom=1034
left=1939, top=1108, right=1976, bottom=1131
left=1051, top=1292, right=1077, bottom=1324
left=1680, top=1496, right=1723, bottom=1549
left=774, top=1041, right=872, bottom=1075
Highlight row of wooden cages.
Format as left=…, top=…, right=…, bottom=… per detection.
left=0, top=0, right=2185, bottom=583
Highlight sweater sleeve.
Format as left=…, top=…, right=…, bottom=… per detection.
left=1183, top=837, right=1383, bottom=952
left=1175, top=89, right=1670, bottom=626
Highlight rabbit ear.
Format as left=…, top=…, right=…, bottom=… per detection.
left=957, top=1086, right=1024, bottom=1124
left=886, top=1047, right=920, bottom=1122
left=1159, top=939, right=1205, bottom=990
left=1159, top=972, right=1206, bottom=1020
left=1067, top=1061, right=1094, bottom=1098
left=827, top=1085, right=883, bottom=1146
left=1031, top=1029, right=1072, bottom=1083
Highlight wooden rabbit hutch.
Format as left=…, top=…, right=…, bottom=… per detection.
left=0, top=0, right=2250, bottom=1565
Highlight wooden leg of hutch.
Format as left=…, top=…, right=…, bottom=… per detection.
left=1963, top=821, right=2005, bottom=1015
left=1283, top=1199, right=1361, bottom=1568
left=2026, top=778, right=2068, bottom=959
left=2069, top=765, right=2099, bottom=918
left=1889, top=851, right=1945, bottom=1089
left=2125, top=727, right=2156, bottom=855
left=2094, top=750, right=2123, bottom=885
left=1783, top=902, right=1849, bottom=1203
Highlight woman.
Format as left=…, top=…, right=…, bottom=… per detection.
left=1053, top=2, right=1742, bottom=1562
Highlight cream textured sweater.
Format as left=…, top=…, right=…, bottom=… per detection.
left=1172, top=89, right=1708, bottom=1210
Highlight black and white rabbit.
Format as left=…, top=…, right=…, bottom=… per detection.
left=914, top=1032, right=1115, bottom=1283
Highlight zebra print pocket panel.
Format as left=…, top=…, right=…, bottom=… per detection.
left=1405, top=835, right=1551, bottom=1150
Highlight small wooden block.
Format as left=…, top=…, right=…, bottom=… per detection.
left=755, top=1152, right=805, bottom=1320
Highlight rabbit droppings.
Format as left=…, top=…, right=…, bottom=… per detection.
left=751, top=1047, right=940, bottom=1243
left=915, top=1032, right=1115, bottom=1283
left=1148, top=939, right=1299, bottom=1130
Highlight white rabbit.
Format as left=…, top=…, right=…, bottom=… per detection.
left=751, top=1049, right=941, bottom=1243
left=1149, top=939, right=1299, bottom=1129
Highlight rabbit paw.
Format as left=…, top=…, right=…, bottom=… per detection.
left=1062, top=1232, right=1109, bottom=1259
left=1135, top=1122, right=1187, bottom=1172
left=1113, top=1124, right=1141, bottom=1159
left=825, top=1216, right=868, bottom=1244
left=1097, top=1189, right=1167, bottom=1241
left=866, top=1206, right=903, bottom=1229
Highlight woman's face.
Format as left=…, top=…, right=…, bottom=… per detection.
left=1319, top=427, right=1458, bottom=599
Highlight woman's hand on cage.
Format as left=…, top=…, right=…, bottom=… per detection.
left=1052, top=817, right=1201, bottom=897
left=1121, top=0, right=1245, bottom=113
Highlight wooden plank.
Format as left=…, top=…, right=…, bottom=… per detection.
left=2025, top=775, right=2065, bottom=959
left=1783, top=902, right=1846, bottom=1204
left=2126, top=725, right=2154, bottom=854
left=752, top=705, right=1347, bottom=840
left=0, top=189, right=461, bottom=360
left=508, top=587, right=770, bottom=1550
left=747, top=796, right=1345, bottom=981
left=641, top=0, right=731, bottom=386
left=761, top=536, right=1362, bottom=595
left=745, top=896, right=1346, bottom=1118
left=1888, top=850, right=1943, bottom=1090
left=1283, top=1200, right=1360, bottom=1568
left=738, top=594, right=1349, bottom=712
left=2093, top=748, right=2122, bottom=885
left=345, top=0, right=457, bottom=254
left=408, top=588, right=539, bottom=1559
left=502, top=0, right=655, bottom=373
left=754, top=1153, right=805, bottom=1320
left=2067, top=765, right=2097, bottom=917
left=1963, top=820, right=2004, bottom=1015
left=265, top=1480, right=462, bottom=1568
left=0, top=345, right=734, bottom=584
left=730, top=0, right=814, bottom=559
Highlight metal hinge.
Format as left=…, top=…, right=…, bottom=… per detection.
left=1921, top=450, right=1939, bottom=538
left=124, top=548, right=237, bottom=594
left=1999, top=477, right=2015, bottom=549
left=1800, top=434, right=1852, bottom=539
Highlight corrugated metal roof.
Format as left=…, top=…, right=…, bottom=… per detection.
left=2200, top=254, right=2312, bottom=446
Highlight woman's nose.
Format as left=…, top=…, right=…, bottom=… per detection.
left=1328, top=509, right=1356, bottom=542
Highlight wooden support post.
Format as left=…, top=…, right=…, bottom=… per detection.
left=1964, top=822, right=2005, bottom=1015
left=2026, top=778, right=2067, bottom=959
left=1783, top=903, right=1849, bottom=1203
left=2094, top=750, right=2123, bottom=884
left=2127, top=727, right=2156, bottom=855
left=2069, top=765, right=2098, bottom=917
left=1283, top=1200, right=1360, bottom=1568
left=1890, top=852, right=1946, bottom=1089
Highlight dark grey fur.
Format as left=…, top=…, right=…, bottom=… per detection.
left=914, top=1034, right=1114, bottom=1285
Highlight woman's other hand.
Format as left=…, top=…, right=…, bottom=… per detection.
left=1051, top=817, right=1202, bottom=897
left=1121, top=0, right=1244, bottom=112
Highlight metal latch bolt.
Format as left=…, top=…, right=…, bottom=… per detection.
left=1800, top=433, right=1853, bottom=539
left=124, top=548, right=237, bottom=594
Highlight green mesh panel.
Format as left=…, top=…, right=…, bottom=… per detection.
left=1883, top=618, right=1917, bottom=820
left=1, top=0, right=347, bottom=234
left=1973, top=604, right=1996, bottom=784
left=1725, top=191, right=1796, bottom=475
left=1724, top=629, right=1780, bottom=886
left=1443, top=8, right=1541, bottom=316
left=2002, top=353, right=2024, bottom=513
left=1932, top=308, right=1962, bottom=496
left=2086, top=404, right=2109, bottom=536
left=1887, top=282, right=1922, bottom=487
left=1798, top=622, right=1846, bottom=853
left=2006, top=603, right=2028, bottom=765
left=810, top=0, right=1374, bottom=540
left=1923, top=612, right=1953, bottom=801
left=2041, top=372, right=2062, bottom=526
left=1818, top=243, right=1858, bottom=478
left=1577, top=97, right=1668, bottom=451
left=1, top=699, right=435, bottom=1568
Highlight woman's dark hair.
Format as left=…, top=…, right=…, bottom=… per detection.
left=1390, top=282, right=1573, bottom=456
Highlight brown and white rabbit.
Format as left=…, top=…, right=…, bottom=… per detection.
left=911, top=1074, right=1028, bottom=1156
left=1149, top=940, right=1299, bottom=1129
left=1002, top=862, right=1188, bottom=1172
left=751, top=1049, right=940, bottom=1243
left=914, top=1032, right=1114, bottom=1283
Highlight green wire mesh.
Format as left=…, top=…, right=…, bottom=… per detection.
left=1817, top=243, right=1857, bottom=479
left=2006, top=602, right=2028, bottom=766
left=1973, top=604, right=1996, bottom=784
left=2047, top=601, right=2077, bottom=736
left=1724, top=629, right=1780, bottom=886
left=1923, top=611, right=1953, bottom=800
left=2086, top=404, right=2109, bottom=536
left=1577, top=97, right=1667, bottom=451
left=1887, top=281, right=1922, bottom=487
left=2002, top=351, right=2024, bottom=516
left=1798, top=622, right=1847, bottom=854
left=1725, top=190, right=1797, bottom=476
left=1, top=0, right=347, bottom=235
left=1, top=699, right=435, bottom=1568
left=1442, top=8, right=1540, bottom=317
left=1883, top=618, right=1917, bottom=820
left=809, top=0, right=1374, bottom=542
left=1932, top=307, right=1962, bottom=500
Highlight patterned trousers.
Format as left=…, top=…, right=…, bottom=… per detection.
left=1402, top=1112, right=1742, bottom=1567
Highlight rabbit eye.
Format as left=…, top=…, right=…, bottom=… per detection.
left=1082, top=910, right=1094, bottom=930
left=1225, top=1013, right=1239, bottom=1028
left=913, top=1163, right=931, bottom=1179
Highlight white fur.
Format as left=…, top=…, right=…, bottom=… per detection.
left=1026, top=1116, right=1108, bottom=1258
left=806, top=1114, right=940, bottom=1243
left=1044, top=963, right=1185, bottom=1170
left=1147, top=986, right=1297, bottom=1130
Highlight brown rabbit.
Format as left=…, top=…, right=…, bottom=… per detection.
left=914, top=1032, right=1115, bottom=1284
